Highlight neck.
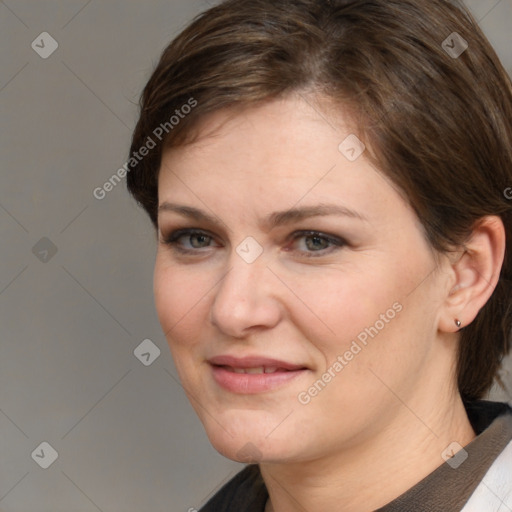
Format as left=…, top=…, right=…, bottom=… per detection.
left=261, top=392, right=475, bottom=512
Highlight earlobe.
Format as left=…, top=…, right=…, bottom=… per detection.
left=439, top=216, right=506, bottom=334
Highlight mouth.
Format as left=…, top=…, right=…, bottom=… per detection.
left=208, top=355, right=309, bottom=394
left=218, top=365, right=297, bottom=374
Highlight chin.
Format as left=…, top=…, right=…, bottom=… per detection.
left=202, top=416, right=299, bottom=464
left=213, top=439, right=298, bottom=464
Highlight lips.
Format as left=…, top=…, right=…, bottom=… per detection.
left=208, top=355, right=307, bottom=371
left=208, top=355, right=309, bottom=393
left=222, top=366, right=283, bottom=374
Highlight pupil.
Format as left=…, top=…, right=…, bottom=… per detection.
left=306, top=235, right=326, bottom=250
left=191, top=234, right=208, bottom=248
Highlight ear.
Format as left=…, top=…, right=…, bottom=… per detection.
left=439, top=216, right=506, bottom=333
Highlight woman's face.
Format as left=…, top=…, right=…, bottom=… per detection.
left=154, top=95, right=452, bottom=463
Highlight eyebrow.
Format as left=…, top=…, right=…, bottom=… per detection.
left=157, top=202, right=367, bottom=231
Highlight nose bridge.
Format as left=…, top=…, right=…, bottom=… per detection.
left=210, top=248, right=279, bottom=335
left=217, top=250, right=269, bottom=307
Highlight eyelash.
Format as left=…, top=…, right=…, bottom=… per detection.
left=160, top=229, right=346, bottom=257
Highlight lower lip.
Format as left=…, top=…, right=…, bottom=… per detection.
left=211, top=365, right=308, bottom=394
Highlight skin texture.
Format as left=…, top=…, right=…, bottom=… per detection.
left=153, top=94, right=505, bottom=512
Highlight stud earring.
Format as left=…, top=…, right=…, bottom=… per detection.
left=455, top=319, right=462, bottom=328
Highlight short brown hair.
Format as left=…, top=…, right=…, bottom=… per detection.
left=127, top=0, right=512, bottom=402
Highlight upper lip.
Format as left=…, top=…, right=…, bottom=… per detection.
left=208, top=355, right=307, bottom=371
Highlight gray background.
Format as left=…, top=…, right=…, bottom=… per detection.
left=1, top=1, right=511, bottom=511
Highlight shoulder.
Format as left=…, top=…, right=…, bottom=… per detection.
left=199, top=464, right=268, bottom=512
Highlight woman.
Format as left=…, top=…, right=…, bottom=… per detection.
left=126, top=0, right=512, bottom=510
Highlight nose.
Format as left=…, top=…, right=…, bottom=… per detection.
left=210, top=253, right=282, bottom=338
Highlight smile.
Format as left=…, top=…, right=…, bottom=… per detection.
left=210, top=364, right=309, bottom=395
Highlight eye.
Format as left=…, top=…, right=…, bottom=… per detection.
left=160, top=228, right=345, bottom=257
left=288, top=231, right=346, bottom=256
left=160, top=229, right=220, bottom=253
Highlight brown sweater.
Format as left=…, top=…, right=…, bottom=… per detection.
left=199, top=400, right=512, bottom=512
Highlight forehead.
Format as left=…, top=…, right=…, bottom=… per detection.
left=161, top=96, right=352, bottom=179
left=157, top=95, right=408, bottom=225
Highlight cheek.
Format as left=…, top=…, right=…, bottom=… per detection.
left=153, top=257, right=213, bottom=350
left=291, top=256, right=434, bottom=393
left=286, top=264, right=404, bottom=352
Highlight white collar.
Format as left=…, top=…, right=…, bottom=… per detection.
left=461, top=439, right=512, bottom=511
